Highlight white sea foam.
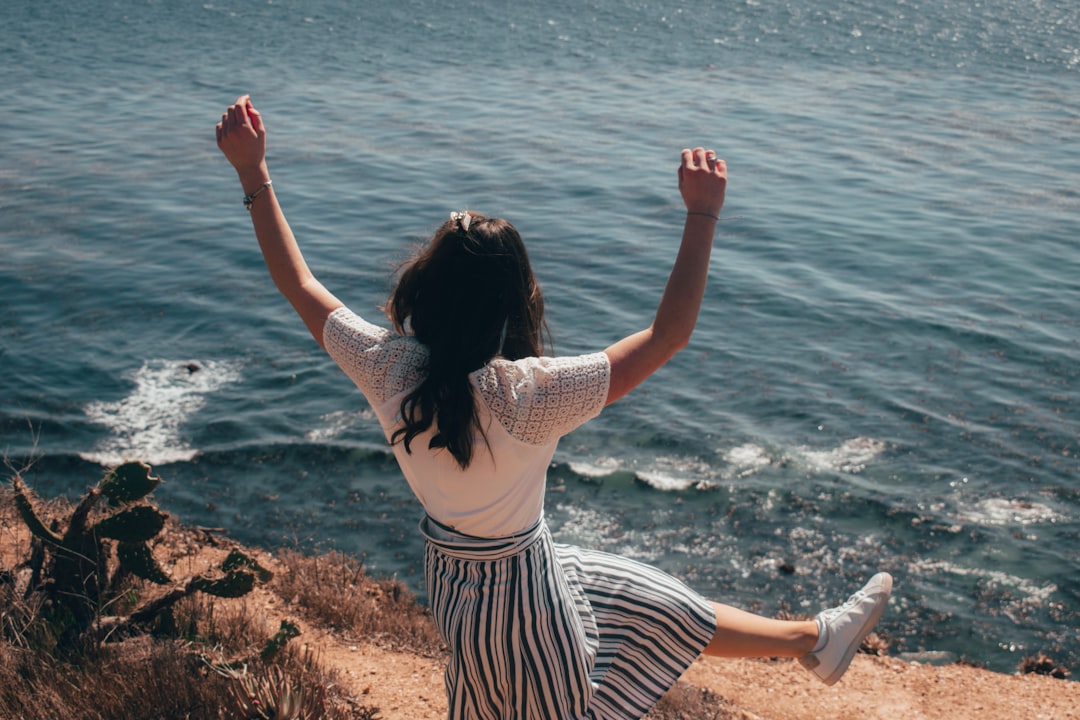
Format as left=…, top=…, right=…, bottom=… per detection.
left=636, top=471, right=696, bottom=492
left=955, top=498, right=1066, bottom=527
left=635, top=455, right=718, bottom=492
left=81, top=359, right=242, bottom=466
left=305, top=409, right=374, bottom=442
left=567, top=456, right=622, bottom=478
left=721, top=443, right=772, bottom=478
left=627, top=437, right=884, bottom=492
left=793, top=437, right=886, bottom=473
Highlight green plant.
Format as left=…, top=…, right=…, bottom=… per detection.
left=227, top=663, right=315, bottom=720
left=261, top=620, right=302, bottom=663
left=213, top=648, right=378, bottom=720
left=11, top=461, right=274, bottom=646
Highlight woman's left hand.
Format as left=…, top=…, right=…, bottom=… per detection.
left=216, top=95, right=267, bottom=177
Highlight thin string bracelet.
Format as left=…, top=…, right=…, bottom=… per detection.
left=686, top=211, right=720, bottom=221
left=243, top=180, right=273, bottom=211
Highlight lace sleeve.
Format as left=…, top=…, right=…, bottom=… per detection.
left=323, top=307, right=428, bottom=405
left=474, top=352, right=611, bottom=445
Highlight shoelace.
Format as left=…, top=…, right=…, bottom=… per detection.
left=820, top=587, right=869, bottom=623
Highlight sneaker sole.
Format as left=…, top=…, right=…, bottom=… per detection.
left=822, top=572, right=893, bottom=686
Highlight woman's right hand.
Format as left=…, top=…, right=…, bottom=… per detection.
left=216, top=95, right=268, bottom=179
left=677, top=147, right=727, bottom=219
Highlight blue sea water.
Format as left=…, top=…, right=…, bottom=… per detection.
left=2, top=0, right=1078, bottom=675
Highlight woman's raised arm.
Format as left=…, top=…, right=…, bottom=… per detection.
left=603, top=147, right=727, bottom=405
left=216, top=95, right=342, bottom=347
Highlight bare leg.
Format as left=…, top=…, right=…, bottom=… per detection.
left=703, top=602, right=819, bottom=658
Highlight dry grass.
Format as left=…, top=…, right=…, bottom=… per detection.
left=1, top=633, right=229, bottom=720
left=272, top=548, right=445, bottom=659
left=644, top=681, right=748, bottom=720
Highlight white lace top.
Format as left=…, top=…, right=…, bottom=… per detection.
left=323, top=306, right=611, bottom=537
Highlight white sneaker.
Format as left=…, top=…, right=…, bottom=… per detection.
left=799, top=572, right=893, bottom=686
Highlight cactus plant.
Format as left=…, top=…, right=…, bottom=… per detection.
left=13, top=461, right=168, bottom=634
left=10, top=462, right=273, bottom=646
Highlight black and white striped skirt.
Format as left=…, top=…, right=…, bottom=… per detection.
left=421, top=515, right=717, bottom=720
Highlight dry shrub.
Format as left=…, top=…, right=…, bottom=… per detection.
left=172, top=590, right=266, bottom=653
left=859, top=631, right=890, bottom=656
left=0, top=634, right=369, bottom=720
left=0, top=635, right=235, bottom=720
left=0, top=571, right=52, bottom=652
left=272, top=549, right=445, bottom=658
left=1018, top=652, right=1072, bottom=680
left=645, top=681, right=744, bottom=720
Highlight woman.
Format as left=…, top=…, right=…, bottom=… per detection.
left=217, top=95, right=891, bottom=719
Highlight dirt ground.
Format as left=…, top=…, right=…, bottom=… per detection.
left=303, top=625, right=1080, bottom=720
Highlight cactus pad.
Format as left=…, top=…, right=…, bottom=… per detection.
left=100, top=461, right=162, bottom=506
left=117, top=541, right=172, bottom=585
left=192, top=571, right=255, bottom=598
left=95, top=506, right=167, bottom=543
left=221, top=549, right=274, bottom=583
left=260, top=620, right=301, bottom=661
left=11, top=475, right=64, bottom=545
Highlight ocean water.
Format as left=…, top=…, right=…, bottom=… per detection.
left=2, top=0, right=1078, bottom=675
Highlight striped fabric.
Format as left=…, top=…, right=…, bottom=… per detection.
left=422, top=516, right=717, bottom=720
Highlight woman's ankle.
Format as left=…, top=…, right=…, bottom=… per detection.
left=798, top=619, right=823, bottom=657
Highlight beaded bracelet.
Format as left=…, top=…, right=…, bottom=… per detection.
left=243, top=180, right=273, bottom=211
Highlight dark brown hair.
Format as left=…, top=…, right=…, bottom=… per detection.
left=387, top=212, right=548, bottom=469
